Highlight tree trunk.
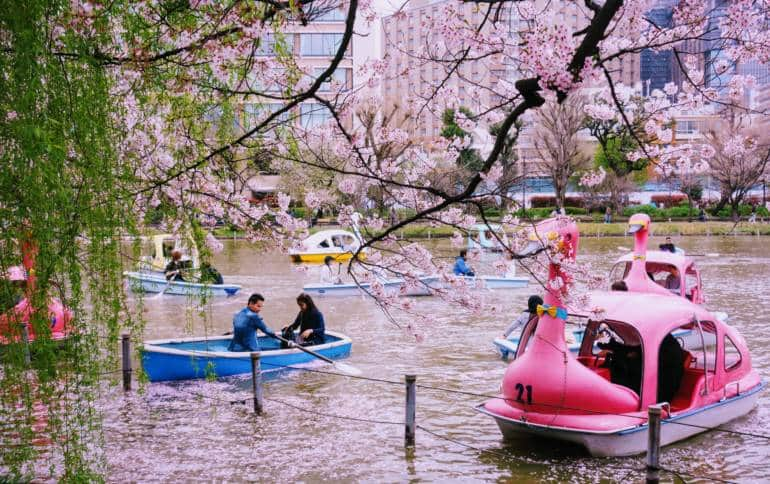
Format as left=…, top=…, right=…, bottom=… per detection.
left=554, top=179, right=566, bottom=211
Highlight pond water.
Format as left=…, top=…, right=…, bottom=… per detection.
left=103, top=235, right=770, bottom=482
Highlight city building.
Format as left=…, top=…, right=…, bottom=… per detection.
left=379, top=0, right=639, bottom=141
left=640, top=4, right=674, bottom=93
left=704, top=0, right=770, bottom=94
left=239, top=2, right=379, bottom=132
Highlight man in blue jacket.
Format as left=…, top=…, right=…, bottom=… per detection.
left=453, top=250, right=475, bottom=276
left=228, top=293, right=277, bottom=352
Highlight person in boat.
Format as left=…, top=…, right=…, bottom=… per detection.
left=320, top=256, right=342, bottom=284
left=453, top=250, right=475, bottom=276
left=659, top=236, right=677, bottom=253
left=282, top=292, right=326, bottom=347
left=611, top=280, right=628, bottom=291
left=502, top=295, right=543, bottom=339
left=0, top=266, right=27, bottom=313
left=598, top=336, right=642, bottom=395
left=199, top=262, right=223, bottom=285
left=502, top=252, right=517, bottom=278
left=228, top=293, right=277, bottom=352
left=662, top=266, right=681, bottom=293
left=164, top=250, right=185, bottom=281
left=657, top=333, right=685, bottom=403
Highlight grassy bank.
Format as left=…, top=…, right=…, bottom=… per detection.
left=213, top=221, right=770, bottom=240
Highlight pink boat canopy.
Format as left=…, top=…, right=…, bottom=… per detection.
left=611, top=213, right=705, bottom=304
left=480, top=217, right=761, bottom=455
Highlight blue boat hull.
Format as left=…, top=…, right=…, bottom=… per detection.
left=124, top=271, right=241, bottom=297
left=141, top=331, right=352, bottom=381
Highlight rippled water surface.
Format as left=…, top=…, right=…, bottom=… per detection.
left=104, top=235, right=770, bottom=482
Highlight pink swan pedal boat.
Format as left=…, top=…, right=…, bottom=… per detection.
left=0, top=266, right=72, bottom=345
left=477, top=217, right=763, bottom=457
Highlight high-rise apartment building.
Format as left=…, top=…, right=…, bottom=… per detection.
left=704, top=0, right=769, bottom=93
left=240, top=3, right=379, bottom=132
left=380, top=0, right=639, bottom=141
left=640, top=5, right=674, bottom=93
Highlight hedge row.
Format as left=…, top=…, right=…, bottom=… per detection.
left=623, top=203, right=770, bottom=219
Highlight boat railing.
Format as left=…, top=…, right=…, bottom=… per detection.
left=722, top=381, right=740, bottom=401
left=692, top=316, right=710, bottom=396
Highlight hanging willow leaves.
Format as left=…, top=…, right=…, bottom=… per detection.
left=0, top=1, right=139, bottom=480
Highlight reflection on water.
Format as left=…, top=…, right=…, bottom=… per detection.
left=104, top=235, right=770, bottom=482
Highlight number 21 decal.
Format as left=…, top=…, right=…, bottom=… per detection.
left=514, top=383, right=533, bottom=404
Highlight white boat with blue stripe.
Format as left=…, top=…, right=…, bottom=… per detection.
left=304, top=274, right=529, bottom=298
left=124, top=271, right=241, bottom=297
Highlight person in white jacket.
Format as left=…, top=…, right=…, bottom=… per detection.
left=502, top=295, right=543, bottom=339
left=319, top=256, right=341, bottom=284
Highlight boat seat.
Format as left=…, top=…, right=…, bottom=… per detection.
left=669, top=367, right=705, bottom=411
left=577, top=354, right=612, bottom=382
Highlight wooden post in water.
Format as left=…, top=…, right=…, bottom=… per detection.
left=121, top=333, right=132, bottom=391
left=251, top=353, right=263, bottom=415
left=405, top=374, right=416, bottom=447
left=21, top=324, right=31, bottom=365
left=646, top=404, right=664, bottom=484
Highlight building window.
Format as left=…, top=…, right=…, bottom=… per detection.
left=256, top=34, right=294, bottom=57
left=243, top=103, right=289, bottom=130
left=313, top=67, right=352, bottom=91
left=300, top=103, right=333, bottom=128
left=314, top=6, right=346, bottom=22
left=300, top=33, right=348, bottom=57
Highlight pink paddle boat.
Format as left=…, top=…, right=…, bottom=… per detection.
left=0, top=242, right=72, bottom=344
left=611, top=213, right=708, bottom=304
left=477, top=217, right=763, bottom=457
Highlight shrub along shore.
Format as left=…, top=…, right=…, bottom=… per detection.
left=213, top=220, right=770, bottom=240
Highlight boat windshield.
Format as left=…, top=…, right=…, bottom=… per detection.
left=578, top=319, right=644, bottom=396
left=515, top=314, right=589, bottom=360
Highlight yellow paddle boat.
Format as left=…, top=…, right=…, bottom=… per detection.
left=289, top=229, right=366, bottom=263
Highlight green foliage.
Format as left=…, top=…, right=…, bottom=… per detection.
left=0, top=1, right=140, bottom=479
left=681, top=183, right=703, bottom=202
left=715, top=204, right=769, bottom=218
left=594, top=135, right=648, bottom=178
left=621, top=202, right=770, bottom=220
left=440, top=107, right=484, bottom=172
left=513, top=207, right=587, bottom=219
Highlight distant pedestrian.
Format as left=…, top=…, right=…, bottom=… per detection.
left=749, top=204, right=757, bottom=224
left=604, top=206, right=612, bottom=224
left=698, top=206, right=707, bottom=222
left=389, top=207, right=398, bottom=225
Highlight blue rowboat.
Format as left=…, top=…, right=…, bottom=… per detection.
left=141, top=330, right=353, bottom=381
left=123, top=271, right=241, bottom=297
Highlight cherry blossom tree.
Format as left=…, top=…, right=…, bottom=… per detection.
left=531, top=94, right=591, bottom=211
left=2, top=0, right=770, bottom=476
left=702, top=106, right=770, bottom=219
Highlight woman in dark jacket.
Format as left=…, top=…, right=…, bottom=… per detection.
left=283, top=293, right=325, bottom=346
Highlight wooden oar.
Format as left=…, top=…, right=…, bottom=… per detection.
left=220, top=331, right=361, bottom=375
left=273, top=334, right=361, bottom=375
left=153, top=276, right=175, bottom=298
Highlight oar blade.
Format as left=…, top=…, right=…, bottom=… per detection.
left=332, top=361, right=362, bottom=376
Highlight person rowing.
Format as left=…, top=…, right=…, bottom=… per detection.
left=453, top=250, right=475, bottom=276
left=164, top=250, right=185, bottom=281
left=227, top=293, right=277, bottom=352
